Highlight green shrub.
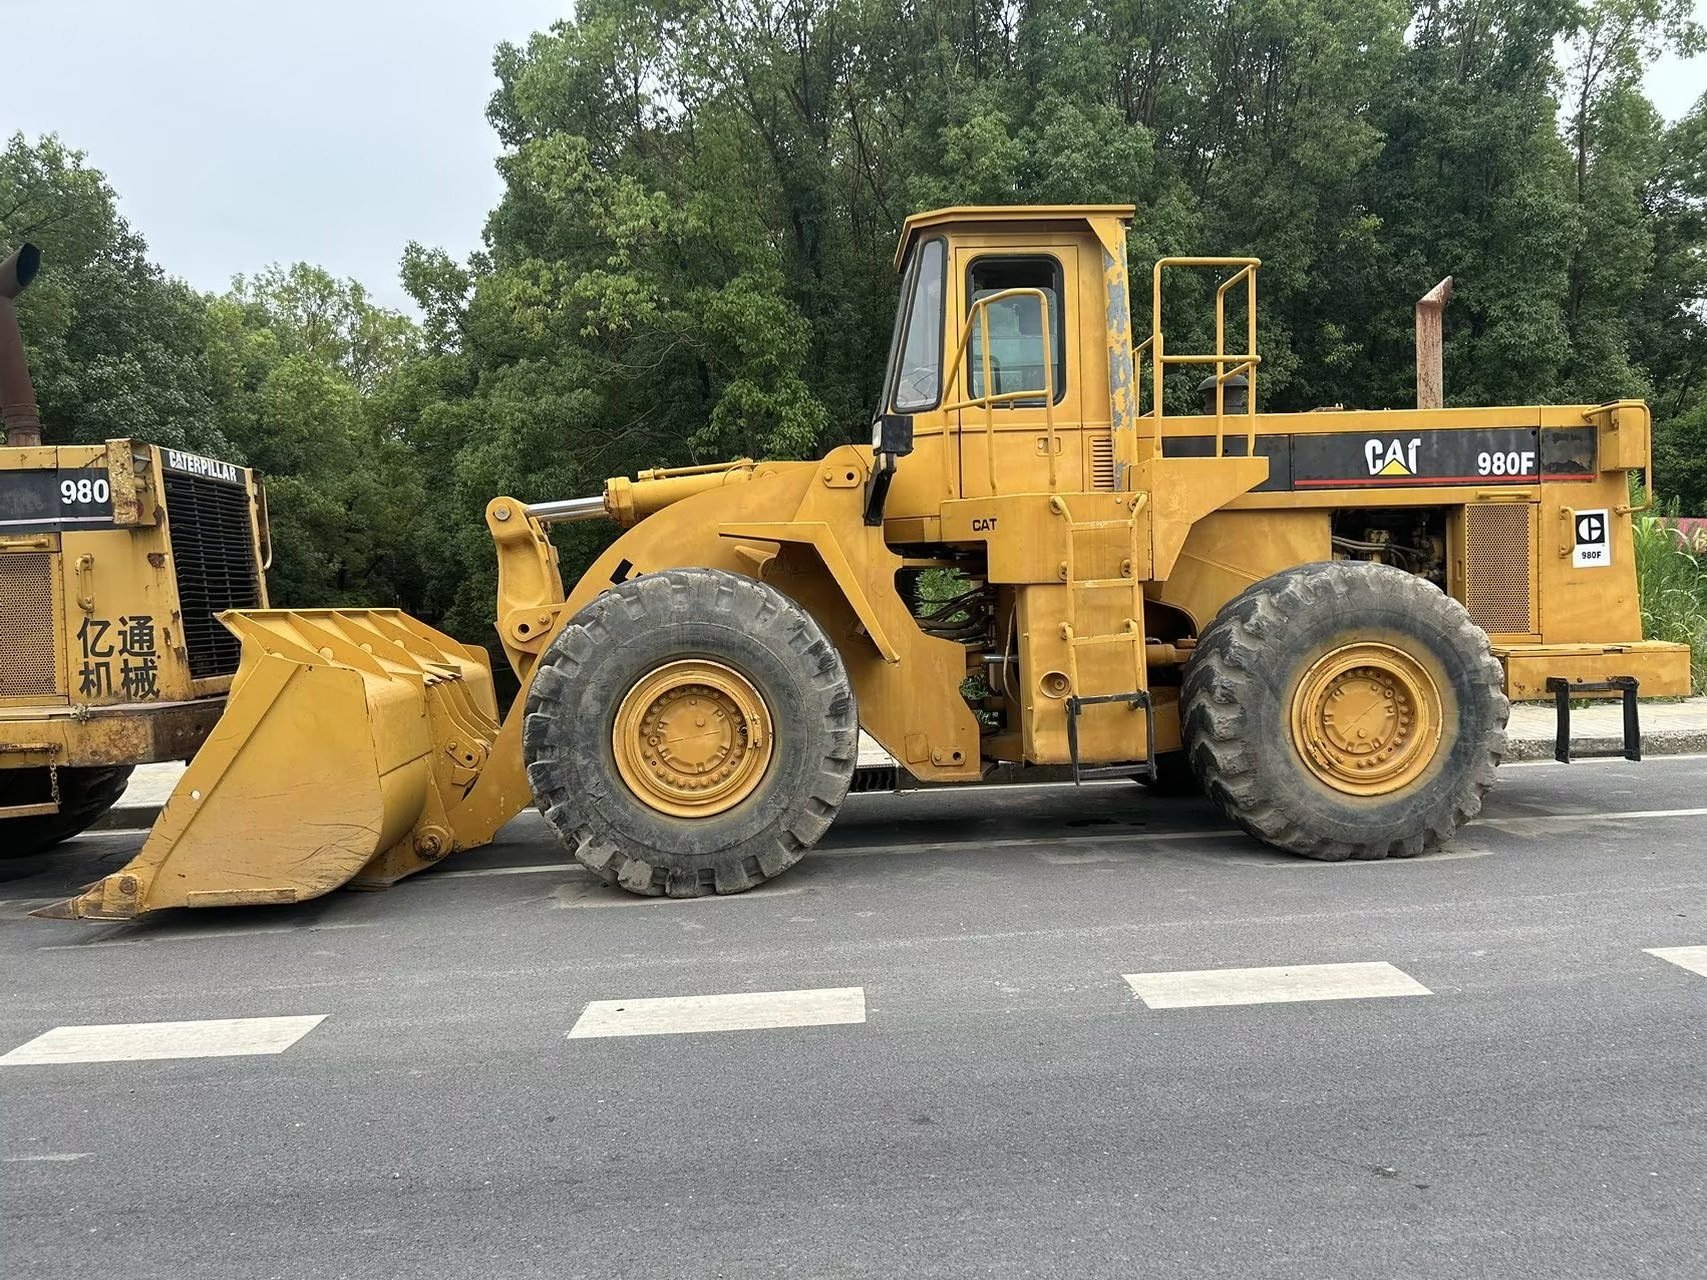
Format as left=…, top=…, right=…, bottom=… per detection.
left=1633, top=499, right=1707, bottom=694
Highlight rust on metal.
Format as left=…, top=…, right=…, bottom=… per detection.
left=1415, top=276, right=1453, bottom=410
left=1, top=243, right=45, bottom=447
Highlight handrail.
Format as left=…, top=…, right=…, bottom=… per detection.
left=940, top=287, right=1058, bottom=495
left=1142, top=256, right=1261, bottom=460
left=1133, top=334, right=1154, bottom=425
left=1630, top=416, right=1654, bottom=515
left=1601, top=402, right=1656, bottom=517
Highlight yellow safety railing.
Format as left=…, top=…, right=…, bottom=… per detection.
left=1140, top=257, right=1262, bottom=459
left=940, top=287, right=1058, bottom=496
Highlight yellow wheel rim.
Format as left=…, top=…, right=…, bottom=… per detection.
left=1289, top=642, right=1443, bottom=796
left=612, top=660, right=774, bottom=817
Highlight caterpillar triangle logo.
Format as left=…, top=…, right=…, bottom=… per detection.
left=1364, top=436, right=1423, bottom=477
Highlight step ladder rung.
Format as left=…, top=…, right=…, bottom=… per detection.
left=1065, top=690, right=1156, bottom=786
left=1057, top=505, right=1144, bottom=711
left=1068, top=631, right=1142, bottom=648
left=1547, top=675, right=1641, bottom=763
left=0, top=801, right=60, bottom=819
left=1074, top=764, right=1152, bottom=780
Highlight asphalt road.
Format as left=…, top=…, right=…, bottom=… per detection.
left=3, top=756, right=1705, bottom=1279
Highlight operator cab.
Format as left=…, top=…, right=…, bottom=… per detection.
left=867, top=205, right=1137, bottom=524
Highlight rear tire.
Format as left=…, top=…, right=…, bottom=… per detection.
left=0, top=766, right=134, bottom=859
left=1181, top=562, right=1507, bottom=861
left=523, top=568, right=858, bottom=896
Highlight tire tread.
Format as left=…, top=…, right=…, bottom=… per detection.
left=1181, top=562, right=1507, bottom=861
left=523, top=568, right=858, bottom=896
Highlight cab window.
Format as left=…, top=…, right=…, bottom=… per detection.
left=966, top=256, right=1065, bottom=405
left=890, top=238, right=946, bottom=412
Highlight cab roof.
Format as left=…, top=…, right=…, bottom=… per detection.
left=894, top=204, right=1136, bottom=269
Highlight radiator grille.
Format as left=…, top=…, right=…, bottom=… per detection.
left=1090, top=435, right=1115, bottom=490
left=163, top=473, right=260, bottom=679
left=1464, top=503, right=1533, bottom=635
left=0, top=552, right=59, bottom=697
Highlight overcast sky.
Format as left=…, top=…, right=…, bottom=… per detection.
left=5, top=0, right=564, bottom=310
left=5, top=0, right=1705, bottom=314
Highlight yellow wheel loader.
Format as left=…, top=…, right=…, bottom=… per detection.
left=37, top=206, right=1692, bottom=920
left=1, top=245, right=272, bottom=861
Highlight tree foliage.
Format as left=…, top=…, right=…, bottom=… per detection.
left=4, top=0, right=1707, bottom=648
left=1, top=134, right=221, bottom=452
left=3, top=136, right=431, bottom=615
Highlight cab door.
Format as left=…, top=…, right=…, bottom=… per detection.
left=953, top=245, right=1081, bottom=498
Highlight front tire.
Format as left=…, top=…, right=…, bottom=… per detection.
left=1181, top=562, right=1507, bottom=861
left=523, top=568, right=858, bottom=896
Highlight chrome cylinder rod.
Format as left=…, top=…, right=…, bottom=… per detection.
left=525, top=495, right=607, bottom=525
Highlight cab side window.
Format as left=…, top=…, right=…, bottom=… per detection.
left=966, top=257, right=1065, bottom=405
left=892, top=239, right=947, bottom=412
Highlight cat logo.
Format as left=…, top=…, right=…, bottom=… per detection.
left=1364, top=436, right=1423, bottom=477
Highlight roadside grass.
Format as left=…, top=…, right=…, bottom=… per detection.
left=1634, top=500, right=1707, bottom=694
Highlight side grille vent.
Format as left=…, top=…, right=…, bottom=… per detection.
left=0, top=552, right=59, bottom=697
left=1090, top=435, right=1116, bottom=490
left=1464, top=503, right=1533, bottom=635
left=162, top=473, right=260, bottom=679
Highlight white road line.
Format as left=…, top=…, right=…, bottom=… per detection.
left=1480, top=807, right=1707, bottom=827
left=0, top=1015, right=327, bottom=1066
left=1123, top=961, right=1432, bottom=1010
left=39, top=922, right=375, bottom=951
left=1502, top=753, right=1707, bottom=768
left=1645, top=945, right=1707, bottom=978
left=568, top=987, right=866, bottom=1039
left=3, top=1153, right=91, bottom=1163
left=434, top=862, right=583, bottom=879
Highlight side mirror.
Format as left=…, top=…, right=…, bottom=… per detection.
left=873, top=412, right=914, bottom=458
left=863, top=413, right=914, bottom=526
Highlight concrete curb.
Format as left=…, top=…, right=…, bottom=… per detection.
left=89, top=730, right=1703, bottom=833
left=1502, top=730, right=1707, bottom=763
left=90, top=804, right=163, bottom=834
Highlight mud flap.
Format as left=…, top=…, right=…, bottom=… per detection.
left=34, top=610, right=499, bottom=921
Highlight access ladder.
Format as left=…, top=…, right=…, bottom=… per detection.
left=1050, top=494, right=1155, bottom=782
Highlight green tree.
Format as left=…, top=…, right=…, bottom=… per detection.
left=1638, top=95, right=1707, bottom=510
left=0, top=133, right=224, bottom=452
left=203, top=265, right=433, bottom=612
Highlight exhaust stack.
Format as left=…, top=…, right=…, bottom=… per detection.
left=0, top=243, right=44, bottom=447
left=1415, top=276, right=1453, bottom=411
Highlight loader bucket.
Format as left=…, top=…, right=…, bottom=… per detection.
left=34, top=610, right=500, bottom=921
